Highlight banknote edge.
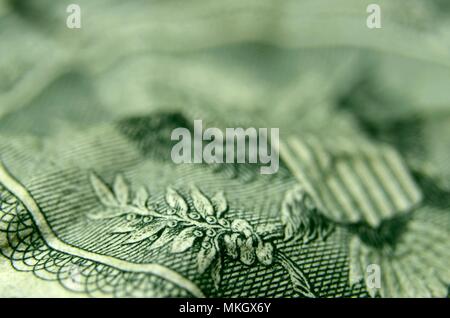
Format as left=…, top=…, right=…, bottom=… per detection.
left=0, top=161, right=205, bottom=298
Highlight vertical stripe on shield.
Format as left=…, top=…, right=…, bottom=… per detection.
left=280, top=136, right=422, bottom=227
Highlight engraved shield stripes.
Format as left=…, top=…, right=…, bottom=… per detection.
left=280, top=136, right=422, bottom=227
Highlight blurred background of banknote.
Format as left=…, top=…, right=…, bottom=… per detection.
left=0, top=0, right=449, bottom=298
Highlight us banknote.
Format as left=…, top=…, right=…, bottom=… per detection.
left=0, top=0, right=449, bottom=298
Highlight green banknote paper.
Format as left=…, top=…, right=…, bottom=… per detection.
left=0, top=0, right=449, bottom=298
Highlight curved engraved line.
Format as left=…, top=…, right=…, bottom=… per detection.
left=0, top=162, right=205, bottom=298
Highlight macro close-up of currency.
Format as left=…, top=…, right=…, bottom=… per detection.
left=0, top=0, right=449, bottom=299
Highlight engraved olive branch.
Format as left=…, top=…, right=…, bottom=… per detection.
left=88, top=173, right=315, bottom=297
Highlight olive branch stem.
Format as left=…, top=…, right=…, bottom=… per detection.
left=124, top=205, right=225, bottom=230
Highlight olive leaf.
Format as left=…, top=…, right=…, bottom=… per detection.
left=166, top=187, right=188, bottom=216
left=113, top=175, right=129, bottom=206
left=278, top=253, right=315, bottom=298
left=171, top=227, right=198, bottom=253
left=281, top=186, right=333, bottom=243
left=211, top=257, right=222, bottom=290
left=148, top=228, right=178, bottom=250
left=190, top=186, right=214, bottom=218
left=124, top=220, right=166, bottom=244
left=133, top=187, right=148, bottom=209
left=288, top=266, right=315, bottom=298
left=211, top=191, right=227, bottom=217
left=281, top=186, right=306, bottom=241
left=90, top=173, right=118, bottom=207
left=197, top=239, right=217, bottom=274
